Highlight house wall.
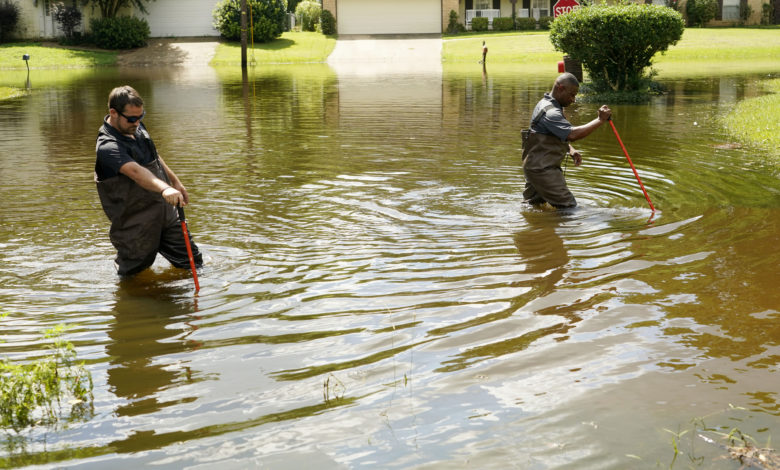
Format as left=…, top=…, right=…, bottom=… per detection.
left=321, top=0, right=452, bottom=33
left=666, top=0, right=766, bottom=25
left=12, top=1, right=118, bottom=41
left=460, top=0, right=770, bottom=25
left=323, top=0, right=337, bottom=18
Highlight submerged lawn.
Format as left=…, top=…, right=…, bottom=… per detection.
left=723, top=79, right=780, bottom=157
left=211, top=32, right=337, bottom=65
left=0, top=86, right=26, bottom=100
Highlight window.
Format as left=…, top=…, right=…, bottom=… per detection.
left=476, top=0, right=490, bottom=9
left=532, top=0, right=549, bottom=18
left=722, top=0, right=740, bottom=20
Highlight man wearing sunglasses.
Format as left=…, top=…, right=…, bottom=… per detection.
left=95, top=85, right=203, bottom=276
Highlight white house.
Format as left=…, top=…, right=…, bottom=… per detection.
left=11, top=0, right=219, bottom=40
left=322, top=0, right=769, bottom=35
left=10, top=0, right=770, bottom=40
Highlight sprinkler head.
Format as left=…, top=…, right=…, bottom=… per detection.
left=22, top=54, right=30, bottom=61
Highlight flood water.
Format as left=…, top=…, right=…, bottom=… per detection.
left=0, top=59, right=779, bottom=469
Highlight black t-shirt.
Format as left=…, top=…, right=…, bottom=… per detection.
left=95, top=118, right=157, bottom=181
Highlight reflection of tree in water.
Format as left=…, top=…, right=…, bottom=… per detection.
left=107, top=276, right=201, bottom=417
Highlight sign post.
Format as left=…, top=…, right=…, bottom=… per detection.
left=553, top=0, right=580, bottom=18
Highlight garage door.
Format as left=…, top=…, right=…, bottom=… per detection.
left=141, top=0, right=219, bottom=37
left=338, top=0, right=441, bottom=35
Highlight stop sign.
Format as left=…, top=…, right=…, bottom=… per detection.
left=553, top=0, right=580, bottom=17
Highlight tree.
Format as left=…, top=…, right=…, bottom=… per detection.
left=295, top=0, right=321, bottom=31
left=83, top=0, right=155, bottom=18
left=51, top=2, right=83, bottom=41
left=213, top=0, right=286, bottom=43
left=549, top=4, right=684, bottom=92
left=0, top=1, right=21, bottom=43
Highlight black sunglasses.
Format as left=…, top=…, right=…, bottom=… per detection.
left=115, top=109, right=146, bottom=123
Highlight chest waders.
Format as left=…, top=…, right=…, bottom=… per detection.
left=95, top=129, right=202, bottom=276
left=521, top=105, right=577, bottom=208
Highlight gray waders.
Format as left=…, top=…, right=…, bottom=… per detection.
left=96, top=159, right=202, bottom=276
left=521, top=131, right=576, bottom=208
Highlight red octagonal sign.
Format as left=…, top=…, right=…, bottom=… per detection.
left=553, top=0, right=580, bottom=17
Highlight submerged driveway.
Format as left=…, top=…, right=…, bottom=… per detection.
left=327, top=34, right=442, bottom=75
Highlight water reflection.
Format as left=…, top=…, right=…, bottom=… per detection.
left=1, top=65, right=779, bottom=469
left=107, top=276, right=202, bottom=419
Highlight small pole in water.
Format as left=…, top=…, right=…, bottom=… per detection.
left=177, top=206, right=200, bottom=292
left=609, top=118, right=656, bottom=212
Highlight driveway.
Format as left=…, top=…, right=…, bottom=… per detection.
left=327, top=34, right=442, bottom=75
left=117, top=37, right=220, bottom=67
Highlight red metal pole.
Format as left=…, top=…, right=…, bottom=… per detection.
left=609, top=119, right=656, bottom=212
left=177, top=206, right=200, bottom=292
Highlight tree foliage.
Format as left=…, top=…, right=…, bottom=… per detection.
left=213, top=0, right=287, bottom=43
left=0, top=1, right=21, bottom=43
left=685, top=0, right=718, bottom=26
left=549, top=4, right=684, bottom=91
left=320, top=9, right=336, bottom=35
left=51, top=2, right=83, bottom=40
left=82, top=0, right=154, bottom=18
left=89, top=15, right=150, bottom=49
left=295, top=0, right=321, bottom=32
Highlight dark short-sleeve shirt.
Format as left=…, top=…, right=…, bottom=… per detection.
left=530, top=93, right=572, bottom=142
left=95, top=117, right=157, bottom=181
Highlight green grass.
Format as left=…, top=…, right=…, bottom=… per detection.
left=0, top=43, right=116, bottom=69
left=659, top=27, right=780, bottom=62
left=443, top=31, right=560, bottom=63
left=442, top=27, right=780, bottom=67
left=722, top=79, right=780, bottom=156
left=211, top=31, right=337, bottom=66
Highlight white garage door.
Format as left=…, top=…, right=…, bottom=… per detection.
left=338, top=0, right=441, bottom=35
left=142, top=0, right=219, bottom=37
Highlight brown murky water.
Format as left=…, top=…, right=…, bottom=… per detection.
left=0, top=62, right=778, bottom=469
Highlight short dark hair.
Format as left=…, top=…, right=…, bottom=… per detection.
left=555, top=73, right=579, bottom=88
left=108, top=85, right=144, bottom=113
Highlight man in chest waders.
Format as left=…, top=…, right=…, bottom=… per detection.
left=522, top=73, right=612, bottom=209
left=95, top=85, right=203, bottom=276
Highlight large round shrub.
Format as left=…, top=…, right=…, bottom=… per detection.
left=295, top=0, right=321, bottom=32
left=321, top=9, right=336, bottom=35
left=549, top=4, right=684, bottom=91
left=90, top=16, right=150, bottom=49
left=213, top=0, right=286, bottom=43
left=685, top=0, right=718, bottom=26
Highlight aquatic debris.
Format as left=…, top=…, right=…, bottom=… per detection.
left=699, top=432, right=779, bottom=470
left=323, top=374, right=346, bottom=404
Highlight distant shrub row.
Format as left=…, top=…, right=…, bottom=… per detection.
left=461, top=14, right=555, bottom=32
